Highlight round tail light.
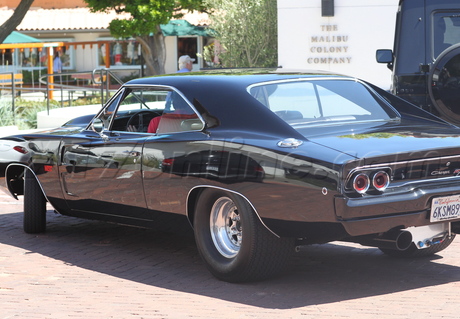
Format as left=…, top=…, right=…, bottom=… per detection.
left=353, top=173, right=370, bottom=194
left=373, top=171, right=390, bottom=191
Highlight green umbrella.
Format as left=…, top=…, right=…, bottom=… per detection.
left=160, top=20, right=211, bottom=37
left=3, top=31, right=41, bottom=44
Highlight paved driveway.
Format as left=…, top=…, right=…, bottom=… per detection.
left=1, top=192, right=459, bottom=319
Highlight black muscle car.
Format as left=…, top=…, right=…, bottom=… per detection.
left=2, top=69, right=460, bottom=282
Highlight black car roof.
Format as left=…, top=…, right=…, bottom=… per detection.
left=122, top=70, right=355, bottom=139
left=125, top=69, right=351, bottom=88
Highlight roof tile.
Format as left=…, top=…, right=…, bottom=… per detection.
left=0, top=7, right=209, bottom=31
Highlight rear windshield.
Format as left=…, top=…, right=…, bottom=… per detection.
left=248, top=79, right=396, bottom=127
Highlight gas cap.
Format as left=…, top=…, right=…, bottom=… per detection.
left=277, top=138, right=303, bottom=148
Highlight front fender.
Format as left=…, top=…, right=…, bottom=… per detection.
left=1, top=163, right=32, bottom=199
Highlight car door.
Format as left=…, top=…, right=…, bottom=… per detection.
left=140, top=90, right=208, bottom=215
left=59, top=86, right=169, bottom=221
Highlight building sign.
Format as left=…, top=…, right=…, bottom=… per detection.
left=277, top=1, right=397, bottom=89
left=307, top=25, right=351, bottom=65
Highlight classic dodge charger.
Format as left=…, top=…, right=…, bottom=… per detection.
left=2, top=70, right=460, bottom=282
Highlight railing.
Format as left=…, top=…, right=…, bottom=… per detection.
left=0, top=67, right=142, bottom=124
left=91, top=68, right=131, bottom=105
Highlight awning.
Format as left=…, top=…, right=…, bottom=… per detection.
left=3, top=31, right=41, bottom=44
left=160, top=19, right=211, bottom=37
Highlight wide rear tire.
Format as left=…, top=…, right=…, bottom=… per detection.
left=23, top=169, right=47, bottom=233
left=193, top=189, right=294, bottom=282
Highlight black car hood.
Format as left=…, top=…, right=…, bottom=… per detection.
left=301, top=120, right=460, bottom=164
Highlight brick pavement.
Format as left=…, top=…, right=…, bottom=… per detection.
left=0, top=191, right=459, bottom=319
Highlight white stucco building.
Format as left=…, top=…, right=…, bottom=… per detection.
left=0, top=5, right=211, bottom=76
left=278, top=0, right=399, bottom=89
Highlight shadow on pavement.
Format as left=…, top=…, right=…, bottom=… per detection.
left=1, top=209, right=459, bottom=310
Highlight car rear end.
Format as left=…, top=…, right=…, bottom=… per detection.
left=336, top=146, right=460, bottom=252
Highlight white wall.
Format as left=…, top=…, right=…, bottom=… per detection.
left=31, top=32, right=180, bottom=75
left=278, top=0, right=398, bottom=89
left=164, top=36, right=204, bottom=74
left=165, top=36, right=178, bottom=74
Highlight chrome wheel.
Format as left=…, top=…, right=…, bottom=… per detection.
left=210, top=196, right=242, bottom=258
left=194, top=188, right=294, bottom=282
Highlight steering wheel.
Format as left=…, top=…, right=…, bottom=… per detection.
left=125, top=110, right=161, bottom=132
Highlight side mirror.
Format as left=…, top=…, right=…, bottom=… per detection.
left=376, top=49, right=393, bottom=63
left=91, top=118, right=105, bottom=133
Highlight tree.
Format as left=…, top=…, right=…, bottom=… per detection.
left=204, top=0, right=278, bottom=68
left=84, top=0, right=208, bottom=75
left=0, top=0, right=35, bottom=44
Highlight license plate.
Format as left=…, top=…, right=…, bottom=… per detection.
left=430, top=195, right=460, bottom=222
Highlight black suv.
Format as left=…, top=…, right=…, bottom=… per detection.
left=377, top=0, right=460, bottom=124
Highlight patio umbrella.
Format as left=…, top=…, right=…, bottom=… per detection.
left=3, top=31, right=41, bottom=44
left=160, top=20, right=211, bottom=37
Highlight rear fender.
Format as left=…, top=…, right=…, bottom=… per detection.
left=186, top=185, right=280, bottom=238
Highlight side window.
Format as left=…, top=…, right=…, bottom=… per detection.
left=92, top=90, right=124, bottom=132
left=433, top=12, right=460, bottom=58
left=118, top=89, right=169, bottom=112
left=316, top=84, right=372, bottom=117
left=111, top=88, right=169, bottom=133
left=93, top=87, right=203, bottom=134
left=155, top=91, right=202, bottom=134
left=250, top=82, right=321, bottom=119
left=268, top=82, right=321, bottom=119
left=249, top=80, right=393, bottom=126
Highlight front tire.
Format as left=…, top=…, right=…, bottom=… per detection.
left=379, top=234, right=456, bottom=258
left=193, top=189, right=293, bottom=282
left=23, top=169, right=47, bottom=233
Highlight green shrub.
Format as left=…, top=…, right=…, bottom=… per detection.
left=0, top=99, right=15, bottom=127
left=21, top=69, right=48, bottom=84
left=0, top=98, right=60, bottom=130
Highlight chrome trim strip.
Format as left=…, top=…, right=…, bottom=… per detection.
left=246, top=76, right=358, bottom=91
left=394, top=175, right=460, bottom=188
left=187, top=185, right=280, bottom=238
left=355, top=154, right=460, bottom=169
left=349, top=154, right=460, bottom=188
left=292, top=118, right=396, bottom=129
